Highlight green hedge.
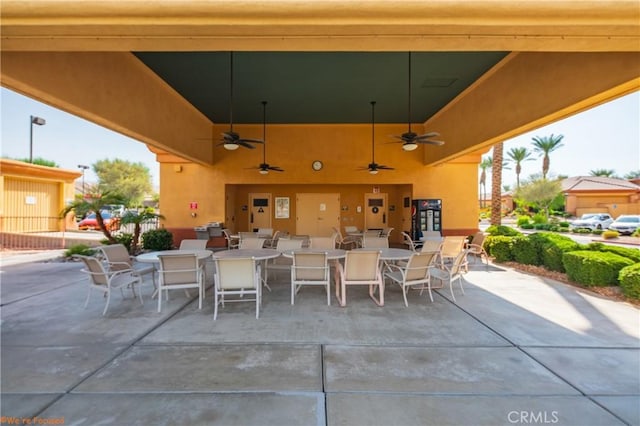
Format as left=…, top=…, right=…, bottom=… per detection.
left=486, top=225, right=522, bottom=237
left=485, top=236, right=515, bottom=262
left=619, top=263, right=640, bottom=299
left=512, top=236, right=539, bottom=265
left=587, top=242, right=640, bottom=263
left=142, top=228, right=174, bottom=251
left=562, top=251, right=634, bottom=287
left=528, top=232, right=582, bottom=273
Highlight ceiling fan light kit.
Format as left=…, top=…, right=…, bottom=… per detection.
left=402, top=142, right=418, bottom=151
left=224, top=142, right=240, bottom=150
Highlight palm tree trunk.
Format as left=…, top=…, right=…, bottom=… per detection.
left=491, top=143, right=504, bottom=226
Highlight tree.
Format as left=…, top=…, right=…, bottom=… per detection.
left=479, top=156, right=492, bottom=208
left=589, top=169, right=618, bottom=178
left=515, top=178, right=562, bottom=219
left=13, top=157, right=59, bottom=167
left=93, top=159, right=153, bottom=207
left=531, top=134, right=564, bottom=179
left=490, top=143, right=504, bottom=226
left=60, top=191, right=127, bottom=244
left=624, top=170, right=640, bottom=179
left=119, top=208, right=165, bottom=254
left=506, top=146, right=533, bottom=189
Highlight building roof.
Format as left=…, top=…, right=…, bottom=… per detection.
left=561, top=176, right=640, bottom=193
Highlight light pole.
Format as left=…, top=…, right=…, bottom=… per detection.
left=29, top=115, right=46, bottom=163
left=77, top=164, right=89, bottom=197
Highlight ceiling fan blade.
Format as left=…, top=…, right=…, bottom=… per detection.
left=377, top=165, right=395, bottom=170
left=222, top=131, right=239, bottom=141
left=239, top=137, right=264, bottom=144
left=237, top=140, right=257, bottom=149
left=421, top=139, right=445, bottom=146
left=415, top=131, right=440, bottom=139
left=268, top=166, right=284, bottom=172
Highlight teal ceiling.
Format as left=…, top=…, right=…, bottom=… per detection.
left=134, top=51, right=508, bottom=125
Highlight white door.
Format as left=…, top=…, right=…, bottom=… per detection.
left=364, top=193, right=388, bottom=230
left=296, top=193, right=340, bottom=236
left=248, top=193, right=272, bottom=232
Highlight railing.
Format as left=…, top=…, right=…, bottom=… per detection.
left=0, top=216, right=161, bottom=250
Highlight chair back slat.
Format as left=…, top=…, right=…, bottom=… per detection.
left=309, top=236, right=336, bottom=249
left=441, top=236, right=466, bottom=258
left=293, top=252, right=328, bottom=280
left=179, top=239, right=208, bottom=250
left=345, top=251, right=380, bottom=280
left=362, top=236, right=389, bottom=249
left=405, top=252, right=436, bottom=281
left=158, top=254, right=199, bottom=284
left=239, top=238, right=266, bottom=249
left=216, top=258, right=257, bottom=289
left=99, top=244, right=131, bottom=270
left=276, top=238, right=304, bottom=251
left=420, top=239, right=443, bottom=253
left=78, top=255, right=109, bottom=286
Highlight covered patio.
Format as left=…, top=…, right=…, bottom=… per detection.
left=1, top=256, right=638, bottom=425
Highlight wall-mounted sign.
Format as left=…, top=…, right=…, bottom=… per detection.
left=189, top=202, right=198, bottom=210
left=25, top=196, right=36, bottom=205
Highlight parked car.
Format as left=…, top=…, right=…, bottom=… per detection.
left=77, top=212, right=121, bottom=231
left=570, top=213, right=614, bottom=231
left=608, top=215, right=640, bottom=235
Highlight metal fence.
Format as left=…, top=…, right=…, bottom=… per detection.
left=0, top=216, right=161, bottom=250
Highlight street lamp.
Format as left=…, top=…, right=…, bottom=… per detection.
left=29, top=115, right=46, bottom=163
left=77, top=164, right=89, bottom=197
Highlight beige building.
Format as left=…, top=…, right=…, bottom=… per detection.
left=562, top=176, right=640, bottom=217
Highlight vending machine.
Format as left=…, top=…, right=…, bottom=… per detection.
left=411, top=199, right=442, bottom=241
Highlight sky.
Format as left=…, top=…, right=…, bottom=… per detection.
left=1, top=87, right=639, bottom=192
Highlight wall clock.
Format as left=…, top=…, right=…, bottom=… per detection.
left=312, top=160, right=323, bottom=171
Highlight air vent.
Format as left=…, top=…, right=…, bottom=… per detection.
left=421, top=77, right=458, bottom=88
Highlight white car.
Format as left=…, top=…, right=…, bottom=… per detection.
left=571, top=213, right=614, bottom=231
left=608, top=215, right=640, bottom=235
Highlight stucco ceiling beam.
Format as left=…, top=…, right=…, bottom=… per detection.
left=0, top=51, right=215, bottom=166
left=423, top=51, right=640, bottom=166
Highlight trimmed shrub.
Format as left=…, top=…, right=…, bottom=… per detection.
left=485, top=236, right=515, bottom=262
left=532, top=212, right=547, bottom=224
left=562, top=251, right=634, bottom=287
left=64, top=244, right=96, bottom=258
left=516, top=216, right=531, bottom=227
left=529, top=232, right=581, bottom=273
left=587, top=242, right=640, bottom=263
left=142, top=228, right=174, bottom=251
left=101, top=233, right=133, bottom=252
left=520, top=223, right=535, bottom=230
left=619, top=263, right=640, bottom=300
left=572, top=228, right=592, bottom=234
left=512, top=236, right=540, bottom=265
left=486, top=225, right=522, bottom=237
left=602, top=230, right=619, bottom=239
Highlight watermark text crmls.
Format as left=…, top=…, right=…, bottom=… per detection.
left=508, top=411, right=559, bottom=424
left=0, top=417, right=65, bottom=425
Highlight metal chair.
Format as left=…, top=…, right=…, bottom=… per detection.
left=179, top=239, right=208, bottom=250
left=336, top=250, right=384, bottom=307
left=222, top=229, right=239, bottom=249
left=156, top=253, right=204, bottom=312
left=385, top=251, right=438, bottom=305
left=213, top=257, right=261, bottom=320
left=429, top=249, right=468, bottom=302
left=75, top=255, right=143, bottom=316
left=291, top=252, right=330, bottom=305
left=98, top=244, right=156, bottom=290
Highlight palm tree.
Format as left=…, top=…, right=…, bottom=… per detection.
left=120, top=208, right=165, bottom=254
left=589, top=169, right=617, bottom=178
left=491, top=143, right=504, bottom=226
left=60, top=191, right=127, bottom=244
left=506, top=146, right=533, bottom=189
left=624, top=170, right=640, bottom=179
left=531, top=134, right=564, bottom=179
left=479, top=156, right=492, bottom=208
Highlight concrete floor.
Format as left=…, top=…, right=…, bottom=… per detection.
left=1, top=255, right=638, bottom=425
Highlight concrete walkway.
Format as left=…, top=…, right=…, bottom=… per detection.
left=1, top=254, right=638, bottom=425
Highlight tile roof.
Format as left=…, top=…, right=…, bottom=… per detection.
left=562, top=176, right=640, bottom=192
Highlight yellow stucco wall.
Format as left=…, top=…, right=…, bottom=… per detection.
left=158, top=124, right=480, bottom=237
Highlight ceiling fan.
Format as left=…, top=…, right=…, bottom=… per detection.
left=248, top=101, right=284, bottom=174
left=391, top=52, right=445, bottom=151
left=218, top=52, right=264, bottom=150
left=360, top=101, right=393, bottom=174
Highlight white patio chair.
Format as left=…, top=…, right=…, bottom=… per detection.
left=179, top=239, right=208, bottom=250
left=466, top=231, right=489, bottom=269
left=428, top=249, right=468, bottom=302
left=75, top=255, right=143, bottom=316
left=222, top=229, right=240, bottom=249
left=291, top=252, right=330, bottom=305
left=333, top=227, right=358, bottom=250
left=336, top=250, right=384, bottom=307
left=384, top=251, right=438, bottom=305
left=239, top=238, right=266, bottom=249
left=265, top=238, right=304, bottom=280
left=213, top=257, right=261, bottom=320
left=257, top=227, right=273, bottom=238
left=380, top=227, right=394, bottom=238
left=156, top=253, right=204, bottom=312
left=309, top=235, right=337, bottom=249
left=401, top=231, right=419, bottom=252
left=98, top=243, right=156, bottom=290
left=362, top=236, right=389, bottom=249
left=439, top=236, right=467, bottom=269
